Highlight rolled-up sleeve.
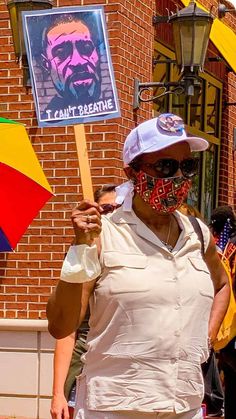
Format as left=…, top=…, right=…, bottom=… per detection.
left=60, top=244, right=101, bottom=283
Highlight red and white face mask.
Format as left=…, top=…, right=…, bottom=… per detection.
left=133, top=171, right=191, bottom=213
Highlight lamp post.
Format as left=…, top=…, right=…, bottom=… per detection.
left=7, top=0, right=53, bottom=86
left=134, top=1, right=214, bottom=109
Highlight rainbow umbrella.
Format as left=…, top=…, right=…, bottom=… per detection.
left=0, top=117, right=53, bottom=251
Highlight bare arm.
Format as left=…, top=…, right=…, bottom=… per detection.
left=50, top=333, right=75, bottom=419
left=205, top=235, right=230, bottom=344
left=47, top=277, right=96, bottom=339
left=47, top=200, right=102, bottom=339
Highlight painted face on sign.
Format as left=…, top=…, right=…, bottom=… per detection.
left=43, top=20, right=101, bottom=102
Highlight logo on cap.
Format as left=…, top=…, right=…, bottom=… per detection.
left=157, top=113, right=184, bottom=134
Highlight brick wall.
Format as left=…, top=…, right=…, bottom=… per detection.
left=0, top=0, right=156, bottom=318
left=221, top=70, right=236, bottom=206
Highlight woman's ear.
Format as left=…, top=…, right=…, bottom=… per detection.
left=123, top=165, right=138, bottom=182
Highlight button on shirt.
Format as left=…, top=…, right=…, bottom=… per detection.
left=81, top=208, right=214, bottom=414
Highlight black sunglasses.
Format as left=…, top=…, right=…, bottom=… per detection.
left=100, top=203, right=120, bottom=214
left=133, top=157, right=199, bottom=179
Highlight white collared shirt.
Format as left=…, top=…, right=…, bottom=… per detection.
left=78, top=207, right=213, bottom=413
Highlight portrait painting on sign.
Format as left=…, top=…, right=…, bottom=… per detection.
left=22, top=6, right=120, bottom=127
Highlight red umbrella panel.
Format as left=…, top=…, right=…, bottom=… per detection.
left=0, top=118, right=53, bottom=251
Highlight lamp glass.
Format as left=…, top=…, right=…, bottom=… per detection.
left=7, top=0, right=53, bottom=87
left=172, top=17, right=212, bottom=71
left=7, top=1, right=53, bottom=58
left=193, top=20, right=212, bottom=68
left=170, top=0, right=213, bottom=73
left=8, top=3, right=21, bottom=57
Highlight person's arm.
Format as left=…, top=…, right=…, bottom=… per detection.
left=205, top=235, right=230, bottom=345
left=50, top=333, right=75, bottom=419
left=47, top=278, right=96, bottom=339
left=47, top=200, right=102, bottom=339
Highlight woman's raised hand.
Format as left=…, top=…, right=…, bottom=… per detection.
left=71, top=199, right=103, bottom=245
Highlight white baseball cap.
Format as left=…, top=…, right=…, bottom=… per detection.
left=123, top=113, right=209, bottom=165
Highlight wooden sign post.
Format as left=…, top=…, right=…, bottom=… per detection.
left=74, top=124, right=94, bottom=200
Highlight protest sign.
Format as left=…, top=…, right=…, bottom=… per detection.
left=22, top=6, right=120, bottom=127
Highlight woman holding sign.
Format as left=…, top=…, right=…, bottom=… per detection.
left=47, top=113, right=229, bottom=419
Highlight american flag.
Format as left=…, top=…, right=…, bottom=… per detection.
left=215, top=219, right=232, bottom=252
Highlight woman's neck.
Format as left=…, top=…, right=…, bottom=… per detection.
left=132, top=193, right=181, bottom=249
left=132, top=193, right=173, bottom=227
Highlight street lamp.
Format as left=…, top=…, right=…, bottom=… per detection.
left=133, top=1, right=214, bottom=109
left=7, top=0, right=53, bottom=86
left=170, top=0, right=213, bottom=73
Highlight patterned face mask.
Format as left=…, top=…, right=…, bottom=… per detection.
left=133, top=170, right=192, bottom=213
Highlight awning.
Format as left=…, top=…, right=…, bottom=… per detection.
left=180, top=0, right=236, bottom=73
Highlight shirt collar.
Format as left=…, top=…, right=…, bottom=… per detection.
left=111, top=207, right=193, bottom=228
left=110, top=206, right=138, bottom=224
left=107, top=207, right=196, bottom=252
